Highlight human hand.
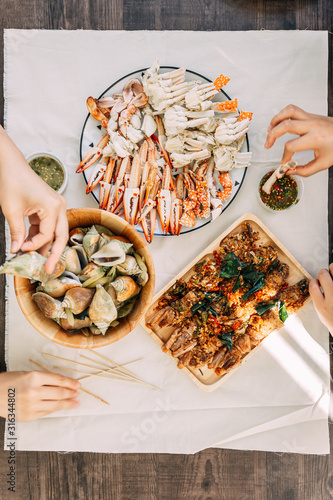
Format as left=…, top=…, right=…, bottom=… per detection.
left=309, top=264, right=333, bottom=334
left=0, top=126, right=68, bottom=274
left=0, top=370, right=80, bottom=422
left=265, top=104, right=333, bottom=177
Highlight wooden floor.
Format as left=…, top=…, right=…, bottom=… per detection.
left=1, top=1, right=333, bottom=499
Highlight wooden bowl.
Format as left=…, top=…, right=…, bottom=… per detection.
left=14, top=208, right=155, bottom=349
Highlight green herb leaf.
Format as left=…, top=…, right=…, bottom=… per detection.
left=267, top=259, right=280, bottom=274
left=278, top=301, right=288, bottom=322
left=219, top=252, right=245, bottom=278
left=217, top=332, right=234, bottom=350
left=241, top=277, right=265, bottom=300
left=255, top=299, right=278, bottom=316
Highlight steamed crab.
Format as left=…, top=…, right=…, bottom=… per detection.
left=78, top=61, right=253, bottom=242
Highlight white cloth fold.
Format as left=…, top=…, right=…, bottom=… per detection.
left=3, top=29, right=330, bottom=454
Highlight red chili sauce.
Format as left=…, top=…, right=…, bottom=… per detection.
left=259, top=171, right=298, bottom=211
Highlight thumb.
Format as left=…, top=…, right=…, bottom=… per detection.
left=8, top=214, right=26, bottom=253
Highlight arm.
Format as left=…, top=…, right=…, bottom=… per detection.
left=0, top=125, right=68, bottom=274
left=265, top=105, right=333, bottom=177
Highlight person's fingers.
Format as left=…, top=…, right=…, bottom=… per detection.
left=293, top=158, right=327, bottom=178
left=265, top=118, right=311, bottom=149
left=20, top=211, right=57, bottom=253
left=39, top=386, right=80, bottom=401
left=44, top=210, right=69, bottom=275
left=267, top=105, right=310, bottom=132
left=36, top=398, right=80, bottom=416
left=28, top=370, right=81, bottom=390
left=329, top=263, right=333, bottom=277
left=309, top=278, right=325, bottom=305
left=280, top=134, right=318, bottom=164
left=7, top=213, right=26, bottom=254
left=316, top=269, right=333, bottom=299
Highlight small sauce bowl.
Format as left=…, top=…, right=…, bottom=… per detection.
left=26, top=152, right=68, bottom=195
left=257, top=167, right=303, bottom=213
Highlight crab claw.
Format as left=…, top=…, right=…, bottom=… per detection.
left=77, top=134, right=109, bottom=173
left=141, top=208, right=157, bottom=243
left=86, top=97, right=109, bottom=128
left=99, top=182, right=111, bottom=210
left=157, top=189, right=171, bottom=234
left=86, top=159, right=108, bottom=194
left=123, top=188, right=140, bottom=224
left=170, top=194, right=182, bottom=235
left=136, top=198, right=155, bottom=224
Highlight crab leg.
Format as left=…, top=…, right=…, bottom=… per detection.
left=142, top=141, right=159, bottom=208
left=157, top=165, right=172, bottom=234
left=262, top=160, right=297, bottom=194
left=99, top=182, right=111, bottom=209
left=136, top=176, right=160, bottom=224
left=115, top=157, right=131, bottom=204
left=76, top=134, right=109, bottom=173
left=123, top=153, right=141, bottom=224
left=155, top=116, right=173, bottom=168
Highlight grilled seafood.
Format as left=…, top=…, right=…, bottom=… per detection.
left=146, top=223, right=310, bottom=376
left=79, top=60, right=253, bottom=242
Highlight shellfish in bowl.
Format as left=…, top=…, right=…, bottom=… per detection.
left=8, top=208, right=155, bottom=349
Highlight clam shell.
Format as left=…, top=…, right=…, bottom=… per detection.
left=88, top=284, right=118, bottom=335
left=32, top=292, right=67, bottom=319
left=60, top=316, right=92, bottom=331
left=79, top=262, right=102, bottom=282
left=91, top=240, right=133, bottom=267
left=111, top=276, right=141, bottom=302
left=39, top=277, right=81, bottom=298
left=64, top=247, right=81, bottom=274
left=116, top=255, right=140, bottom=276
left=69, top=227, right=87, bottom=245
left=72, top=245, right=89, bottom=269
left=0, top=251, right=65, bottom=285
left=83, top=225, right=100, bottom=258
left=61, top=287, right=95, bottom=315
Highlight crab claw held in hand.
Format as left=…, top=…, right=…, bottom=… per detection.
left=262, top=160, right=297, bottom=195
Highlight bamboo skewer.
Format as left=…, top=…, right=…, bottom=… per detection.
left=43, top=352, right=140, bottom=380
left=87, top=349, right=162, bottom=391
left=29, top=359, right=109, bottom=406
left=80, top=355, right=144, bottom=383
left=77, top=359, right=141, bottom=381
left=52, top=365, right=154, bottom=387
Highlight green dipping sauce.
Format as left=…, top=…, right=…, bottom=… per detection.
left=259, top=171, right=298, bottom=211
left=29, top=156, right=65, bottom=191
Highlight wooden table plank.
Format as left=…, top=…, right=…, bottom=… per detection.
left=0, top=1, right=332, bottom=499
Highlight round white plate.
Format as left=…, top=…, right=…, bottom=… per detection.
left=79, top=66, right=250, bottom=237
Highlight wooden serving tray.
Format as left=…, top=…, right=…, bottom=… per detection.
left=141, top=213, right=312, bottom=392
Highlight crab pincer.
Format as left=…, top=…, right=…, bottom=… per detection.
left=76, top=134, right=109, bottom=173
left=123, top=153, right=141, bottom=225
left=157, top=165, right=172, bottom=234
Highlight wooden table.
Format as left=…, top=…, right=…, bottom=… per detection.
left=0, top=1, right=333, bottom=499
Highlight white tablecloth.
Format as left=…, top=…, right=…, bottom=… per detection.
left=3, top=29, right=330, bottom=454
